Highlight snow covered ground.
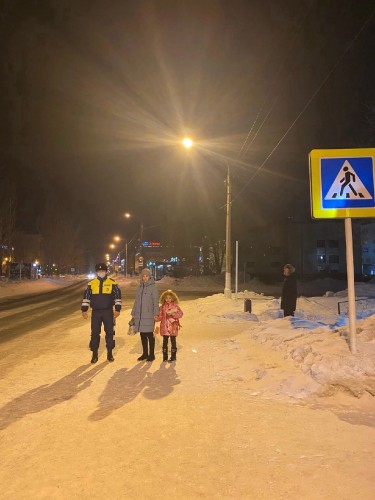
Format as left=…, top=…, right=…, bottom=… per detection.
left=1, top=274, right=375, bottom=398
left=0, top=276, right=80, bottom=298
left=0, top=275, right=374, bottom=498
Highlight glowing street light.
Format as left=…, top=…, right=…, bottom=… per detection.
left=182, top=137, right=193, bottom=149
left=182, top=138, right=232, bottom=297
left=113, top=234, right=129, bottom=277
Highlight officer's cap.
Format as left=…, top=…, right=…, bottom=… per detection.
left=95, top=263, right=108, bottom=272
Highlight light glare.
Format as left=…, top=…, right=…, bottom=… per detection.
left=182, top=137, right=193, bottom=149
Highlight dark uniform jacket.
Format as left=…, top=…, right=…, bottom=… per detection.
left=81, top=277, right=122, bottom=312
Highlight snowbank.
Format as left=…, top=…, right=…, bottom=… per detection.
left=0, top=276, right=82, bottom=299
left=193, top=289, right=375, bottom=399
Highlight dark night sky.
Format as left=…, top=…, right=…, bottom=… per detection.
left=1, top=0, right=375, bottom=261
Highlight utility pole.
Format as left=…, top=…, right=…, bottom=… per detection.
left=125, top=240, right=128, bottom=277
left=224, top=162, right=232, bottom=298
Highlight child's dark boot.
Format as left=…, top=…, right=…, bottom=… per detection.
left=91, top=351, right=98, bottom=364
left=107, top=350, right=114, bottom=362
left=162, top=348, right=168, bottom=362
left=168, top=348, right=177, bottom=363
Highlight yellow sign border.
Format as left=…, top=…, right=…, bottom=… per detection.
left=309, top=148, right=375, bottom=219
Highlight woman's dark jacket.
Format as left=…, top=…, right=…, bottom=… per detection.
left=281, top=273, right=297, bottom=312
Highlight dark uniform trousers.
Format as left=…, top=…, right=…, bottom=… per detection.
left=90, top=309, right=115, bottom=351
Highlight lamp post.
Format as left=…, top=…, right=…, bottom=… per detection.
left=182, top=137, right=232, bottom=297
left=123, top=213, right=134, bottom=276
left=123, top=213, right=146, bottom=274
left=224, top=161, right=231, bottom=298
left=114, top=235, right=129, bottom=277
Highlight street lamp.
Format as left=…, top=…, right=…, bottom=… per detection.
left=123, top=212, right=146, bottom=274
left=223, top=160, right=231, bottom=298
left=123, top=212, right=135, bottom=276
left=182, top=137, right=193, bottom=149
left=113, top=235, right=129, bottom=277
left=182, top=137, right=232, bottom=298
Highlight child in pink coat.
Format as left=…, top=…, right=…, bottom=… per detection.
left=158, top=290, right=183, bottom=362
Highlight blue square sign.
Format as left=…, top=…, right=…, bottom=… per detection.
left=310, top=149, right=375, bottom=219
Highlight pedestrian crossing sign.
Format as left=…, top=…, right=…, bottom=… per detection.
left=309, top=148, right=375, bottom=219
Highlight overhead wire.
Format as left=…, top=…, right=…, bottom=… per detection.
left=236, top=0, right=316, bottom=161
left=231, top=4, right=375, bottom=205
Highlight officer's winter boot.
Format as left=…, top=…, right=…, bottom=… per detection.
left=91, top=351, right=99, bottom=364
left=138, top=333, right=148, bottom=361
left=147, top=334, right=155, bottom=361
left=107, top=350, right=114, bottom=362
left=162, top=348, right=168, bottom=362
left=168, top=348, right=177, bottom=363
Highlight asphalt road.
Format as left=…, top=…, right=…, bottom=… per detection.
left=0, top=281, right=216, bottom=344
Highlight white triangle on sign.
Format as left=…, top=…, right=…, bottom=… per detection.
left=324, top=160, right=372, bottom=200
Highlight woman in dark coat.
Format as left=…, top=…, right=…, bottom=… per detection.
left=131, top=268, right=159, bottom=361
left=281, top=264, right=297, bottom=317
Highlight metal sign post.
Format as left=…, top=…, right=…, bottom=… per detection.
left=344, top=218, right=357, bottom=354
left=309, top=148, right=375, bottom=354
left=235, top=241, right=239, bottom=300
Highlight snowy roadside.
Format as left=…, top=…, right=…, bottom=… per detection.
left=195, top=286, right=375, bottom=399
left=0, top=276, right=84, bottom=299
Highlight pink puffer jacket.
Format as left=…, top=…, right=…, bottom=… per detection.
left=159, top=302, right=183, bottom=336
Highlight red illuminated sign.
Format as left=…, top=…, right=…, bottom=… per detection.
left=143, top=241, right=161, bottom=247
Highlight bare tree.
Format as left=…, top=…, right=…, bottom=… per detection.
left=0, top=171, right=16, bottom=272
left=209, top=239, right=226, bottom=275
left=39, top=197, right=85, bottom=274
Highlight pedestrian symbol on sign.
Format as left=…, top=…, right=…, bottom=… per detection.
left=324, top=160, right=372, bottom=201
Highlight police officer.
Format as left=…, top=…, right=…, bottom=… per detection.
left=81, top=263, right=122, bottom=363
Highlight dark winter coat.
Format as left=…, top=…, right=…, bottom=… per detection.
left=131, top=277, right=159, bottom=332
left=281, top=273, right=297, bottom=312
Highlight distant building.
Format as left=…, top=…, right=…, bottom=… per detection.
left=238, top=219, right=364, bottom=279
left=360, top=222, right=375, bottom=276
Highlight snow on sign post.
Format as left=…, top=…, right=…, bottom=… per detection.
left=309, top=148, right=375, bottom=354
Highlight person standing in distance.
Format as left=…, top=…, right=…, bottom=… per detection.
left=81, top=263, right=122, bottom=363
left=281, top=263, right=297, bottom=317
left=131, top=268, right=159, bottom=362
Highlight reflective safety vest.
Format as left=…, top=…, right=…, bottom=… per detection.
left=81, top=277, right=122, bottom=311
left=90, top=277, right=115, bottom=296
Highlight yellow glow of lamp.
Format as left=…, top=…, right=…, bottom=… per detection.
left=182, top=137, right=193, bottom=149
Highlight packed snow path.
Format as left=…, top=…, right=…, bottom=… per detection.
left=0, top=284, right=374, bottom=499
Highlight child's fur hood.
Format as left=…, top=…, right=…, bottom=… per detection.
left=160, top=289, right=179, bottom=304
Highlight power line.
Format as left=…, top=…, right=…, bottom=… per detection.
left=232, top=5, right=375, bottom=205
left=237, top=0, right=316, bottom=161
